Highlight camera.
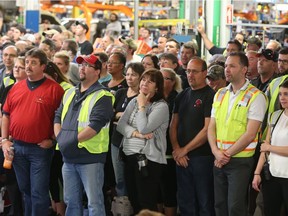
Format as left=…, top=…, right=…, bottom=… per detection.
left=136, top=154, right=148, bottom=177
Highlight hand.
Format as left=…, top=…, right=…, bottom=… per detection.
left=38, top=139, right=54, bottom=149
left=175, top=156, right=189, bottom=168
left=172, top=147, right=188, bottom=160
left=1, top=140, right=13, bottom=159
left=252, top=175, right=262, bottom=192
left=197, top=22, right=205, bottom=35
left=137, top=90, right=150, bottom=107
left=115, top=112, right=123, bottom=120
left=142, top=133, right=153, bottom=139
left=260, top=142, right=271, bottom=152
left=214, top=159, right=223, bottom=168
left=213, top=149, right=230, bottom=167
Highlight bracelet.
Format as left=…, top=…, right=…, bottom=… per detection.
left=138, top=106, right=146, bottom=109
left=254, top=173, right=260, bottom=175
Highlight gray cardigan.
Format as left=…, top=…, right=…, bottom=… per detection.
left=117, top=98, right=169, bottom=164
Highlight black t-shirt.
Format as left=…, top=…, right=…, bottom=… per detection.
left=111, top=88, right=138, bottom=147
left=173, top=85, right=215, bottom=157
left=78, top=40, right=93, bottom=55
left=101, top=79, right=128, bottom=94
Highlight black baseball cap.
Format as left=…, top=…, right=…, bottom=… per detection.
left=75, top=21, right=89, bottom=33
left=257, top=49, right=278, bottom=62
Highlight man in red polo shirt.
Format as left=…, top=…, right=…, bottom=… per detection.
left=1, top=48, right=64, bottom=216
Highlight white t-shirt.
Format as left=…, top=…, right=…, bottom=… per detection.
left=269, top=112, right=288, bottom=178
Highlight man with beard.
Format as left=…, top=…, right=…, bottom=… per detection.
left=54, top=54, right=114, bottom=215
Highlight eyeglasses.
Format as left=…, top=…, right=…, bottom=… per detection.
left=14, top=65, right=25, bottom=70
left=186, top=69, right=203, bottom=75
left=79, top=63, right=96, bottom=69
left=278, top=59, right=288, bottom=65
left=107, top=61, right=120, bottom=65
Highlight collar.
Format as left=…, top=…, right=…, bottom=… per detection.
left=226, top=79, right=250, bottom=92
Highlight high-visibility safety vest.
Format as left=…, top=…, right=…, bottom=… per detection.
left=213, top=84, right=264, bottom=157
left=60, top=81, right=73, bottom=91
left=3, top=76, right=15, bottom=88
left=267, top=75, right=288, bottom=114
left=61, top=87, right=115, bottom=154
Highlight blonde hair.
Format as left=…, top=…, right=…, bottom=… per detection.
left=160, top=67, right=182, bottom=93
left=54, top=50, right=71, bottom=65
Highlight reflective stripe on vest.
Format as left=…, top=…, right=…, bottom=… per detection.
left=61, top=87, right=115, bottom=154
left=3, top=77, right=14, bottom=88
left=214, top=84, right=262, bottom=157
left=60, top=81, right=73, bottom=91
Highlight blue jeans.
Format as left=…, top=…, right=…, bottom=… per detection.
left=111, top=144, right=127, bottom=196
left=12, top=141, right=53, bottom=216
left=62, top=162, right=105, bottom=216
left=177, top=155, right=215, bottom=216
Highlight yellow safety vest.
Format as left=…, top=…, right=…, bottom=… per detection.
left=3, top=76, right=15, bottom=88
left=267, top=75, right=288, bottom=114
left=60, top=87, right=115, bottom=154
left=213, top=84, right=264, bottom=157
left=60, top=81, right=73, bottom=91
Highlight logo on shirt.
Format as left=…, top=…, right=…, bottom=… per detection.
left=194, top=99, right=202, bottom=108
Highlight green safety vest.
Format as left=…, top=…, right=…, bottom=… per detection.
left=3, top=76, right=15, bottom=88
left=267, top=75, right=288, bottom=114
left=61, top=87, right=115, bottom=154
left=213, top=84, right=265, bottom=157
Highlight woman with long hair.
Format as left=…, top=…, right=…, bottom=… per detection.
left=252, top=79, right=288, bottom=216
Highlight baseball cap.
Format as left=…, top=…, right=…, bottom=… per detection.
left=42, top=29, right=59, bottom=37
left=76, top=54, right=101, bottom=69
left=208, top=54, right=226, bottom=65
left=246, top=36, right=262, bottom=49
left=206, top=65, right=225, bottom=80
left=20, top=33, right=36, bottom=44
left=256, top=49, right=278, bottom=62
left=119, top=37, right=138, bottom=51
left=75, top=21, right=89, bottom=33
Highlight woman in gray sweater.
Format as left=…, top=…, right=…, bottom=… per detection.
left=117, top=69, right=169, bottom=214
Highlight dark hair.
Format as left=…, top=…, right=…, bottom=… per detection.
left=125, top=62, right=145, bottom=77
left=143, top=27, right=151, bottom=34
left=190, top=56, right=207, bottom=71
left=159, top=52, right=179, bottom=71
left=227, top=39, right=242, bottom=52
left=41, top=39, right=56, bottom=51
left=110, top=52, right=126, bottom=67
left=140, top=69, right=164, bottom=103
left=279, top=47, right=288, bottom=55
left=166, top=38, right=180, bottom=50
left=15, top=25, right=26, bottom=34
left=110, top=12, right=118, bottom=20
left=44, top=61, right=70, bottom=84
left=94, top=52, right=109, bottom=63
left=25, top=48, right=47, bottom=65
left=142, top=54, right=160, bottom=69
left=63, top=39, right=78, bottom=56
left=228, top=52, right=249, bottom=68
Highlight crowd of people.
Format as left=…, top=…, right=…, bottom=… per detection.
left=0, top=13, right=287, bottom=216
